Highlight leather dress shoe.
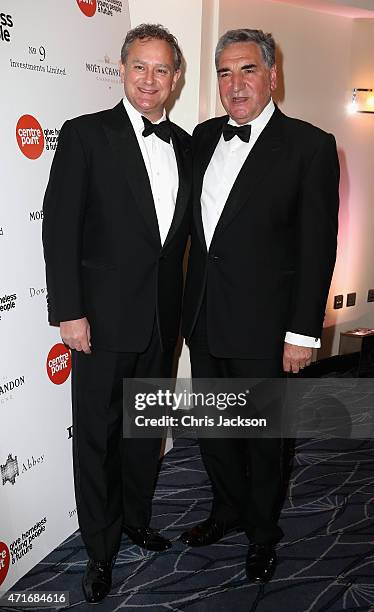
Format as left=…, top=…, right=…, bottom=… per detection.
left=82, top=557, right=114, bottom=603
left=123, top=524, right=172, bottom=551
left=180, top=517, right=241, bottom=547
left=245, top=543, right=277, bottom=583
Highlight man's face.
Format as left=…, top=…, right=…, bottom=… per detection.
left=217, top=42, right=277, bottom=124
left=120, top=37, right=180, bottom=122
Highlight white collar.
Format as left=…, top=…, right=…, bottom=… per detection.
left=122, top=96, right=167, bottom=134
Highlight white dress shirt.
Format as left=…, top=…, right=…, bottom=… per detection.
left=201, top=99, right=320, bottom=349
left=123, top=96, right=178, bottom=245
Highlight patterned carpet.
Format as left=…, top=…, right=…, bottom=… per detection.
left=9, top=437, right=374, bottom=611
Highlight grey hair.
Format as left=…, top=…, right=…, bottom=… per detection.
left=215, top=29, right=275, bottom=69
left=121, top=23, right=182, bottom=71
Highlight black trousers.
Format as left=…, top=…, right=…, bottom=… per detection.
left=189, top=299, right=284, bottom=545
left=71, top=324, right=173, bottom=561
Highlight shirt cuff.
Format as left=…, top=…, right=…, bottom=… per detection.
left=285, top=332, right=321, bottom=348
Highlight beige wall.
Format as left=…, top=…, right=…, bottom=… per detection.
left=218, top=0, right=374, bottom=356
left=198, top=0, right=220, bottom=122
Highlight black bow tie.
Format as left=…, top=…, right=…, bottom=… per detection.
left=222, top=123, right=251, bottom=143
left=142, top=116, right=171, bottom=143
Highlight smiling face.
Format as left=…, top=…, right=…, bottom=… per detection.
left=120, top=37, right=181, bottom=122
left=217, top=41, right=277, bottom=124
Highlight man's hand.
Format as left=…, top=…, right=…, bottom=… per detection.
left=283, top=342, right=312, bottom=374
left=60, top=317, right=91, bottom=354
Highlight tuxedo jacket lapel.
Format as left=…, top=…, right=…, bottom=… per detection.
left=210, top=108, right=283, bottom=249
left=102, top=102, right=161, bottom=246
left=163, top=129, right=191, bottom=249
left=193, top=117, right=226, bottom=250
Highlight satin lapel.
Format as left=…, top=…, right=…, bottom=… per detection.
left=102, top=102, right=160, bottom=246
left=193, top=117, right=227, bottom=250
left=210, top=108, right=283, bottom=249
left=163, top=129, right=191, bottom=249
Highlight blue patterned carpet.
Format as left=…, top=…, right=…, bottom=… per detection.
left=9, top=437, right=374, bottom=611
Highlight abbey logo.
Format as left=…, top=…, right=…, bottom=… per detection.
left=1, top=452, right=45, bottom=487
left=0, top=454, right=19, bottom=486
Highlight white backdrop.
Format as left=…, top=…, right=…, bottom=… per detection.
left=0, top=0, right=130, bottom=591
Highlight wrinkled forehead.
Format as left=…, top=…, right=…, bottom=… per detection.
left=218, top=41, right=265, bottom=68
left=126, top=37, right=175, bottom=67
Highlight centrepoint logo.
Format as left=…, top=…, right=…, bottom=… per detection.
left=76, top=0, right=97, bottom=17
left=16, top=115, right=44, bottom=159
left=0, top=542, right=10, bottom=586
left=46, top=343, right=71, bottom=385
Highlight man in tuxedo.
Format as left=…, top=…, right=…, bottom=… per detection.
left=181, top=29, right=339, bottom=582
left=42, top=24, right=191, bottom=603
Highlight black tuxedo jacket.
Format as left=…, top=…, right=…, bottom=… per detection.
left=43, top=102, right=192, bottom=352
left=182, top=106, right=339, bottom=359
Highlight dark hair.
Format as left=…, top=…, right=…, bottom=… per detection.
left=215, top=29, right=275, bottom=69
left=121, top=23, right=182, bottom=71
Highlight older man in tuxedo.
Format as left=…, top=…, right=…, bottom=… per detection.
left=43, top=24, right=191, bottom=603
left=181, top=29, right=339, bottom=583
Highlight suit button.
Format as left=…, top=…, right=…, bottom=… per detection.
left=210, top=255, right=220, bottom=263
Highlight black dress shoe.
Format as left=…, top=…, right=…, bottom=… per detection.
left=123, top=524, right=172, bottom=551
left=180, top=517, right=241, bottom=547
left=82, top=558, right=114, bottom=603
left=245, top=543, right=277, bottom=583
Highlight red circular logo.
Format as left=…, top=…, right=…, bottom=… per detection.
left=0, top=542, right=10, bottom=586
left=76, top=0, right=97, bottom=17
left=16, top=115, right=44, bottom=160
left=46, top=343, right=72, bottom=385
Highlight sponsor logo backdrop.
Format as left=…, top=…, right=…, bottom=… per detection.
left=0, top=0, right=130, bottom=591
